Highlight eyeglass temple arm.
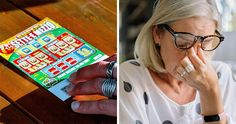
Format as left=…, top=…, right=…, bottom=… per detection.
left=215, top=30, right=224, bottom=41
left=160, top=24, right=175, bottom=35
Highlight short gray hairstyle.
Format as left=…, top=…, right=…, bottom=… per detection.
left=134, top=0, right=221, bottom=73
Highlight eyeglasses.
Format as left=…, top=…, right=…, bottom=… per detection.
left=160, top=24, right=224, bottom=51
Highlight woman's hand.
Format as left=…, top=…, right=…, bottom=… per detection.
left=66, top=54, right=117, bottom=117
left=175, top=47, right=218, bottom=92
left=175, top=47, right=225, bottom=122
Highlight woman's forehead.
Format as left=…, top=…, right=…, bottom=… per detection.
left=169, top=17, right=216, bottom=35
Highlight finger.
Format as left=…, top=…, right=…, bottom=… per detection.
left=176, top=65, right=187, bottom=81
left=67, top=78, right=117, bottom=97
left=180, top=57, right=198, bottom=81
left=112, top=65, right=117, bottom=78
left=197, top=46, right=207, bottom=64
left=180, top=56, right=192, bottom=66
left=104, top=54, right=117, bottom=78
left=176, top=65, right=196, bottom=86
left=69, top=61, right=110, bottom=84
left=175, top=73, right=185, bottom=81
left=104, top=53, right=117, bottom=62
left=71, top=99, right=117, bottom=117
left=187, top=48, right=204, bottom=70
left=180, top=57, right=195, bottom=74
left=66, top=78, right=103, bottom=95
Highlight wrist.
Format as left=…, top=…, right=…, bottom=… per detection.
left=198, top=81, right=219, bottom=93
left=199, top=86, right=224, bottom=115
left=201, top=112, right=227, bottom=124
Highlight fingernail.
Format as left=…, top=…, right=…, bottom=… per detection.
left=66, top=84, right=75, bottom=94
left=71, top=101, right=80, bottom=112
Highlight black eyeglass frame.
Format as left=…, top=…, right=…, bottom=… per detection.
left=160, top=24, right=224, bottom=51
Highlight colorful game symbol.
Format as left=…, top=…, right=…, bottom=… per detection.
left=22, top=47, right=32, bottom=54
left=27, top=57, right=40, bottom=65
left=45, top=40, right=76, bottom=58
left=56, top=41, right=68, bottom=49
left=32, top=42, right=42, bottom=48
left=48, top=67, right=60, bottom=75
left=74, top=45, right=95, bottom=58
left=35, top=52, right=48, bottom=60
left=65, top=57, right=77, bottom=65
left=19, top=61, right=31, bottom=69
left=57, top=62, right=69, bottom=70
left=43, top=78, right=58, bottom=88
left=42, top=36, right=51, bottom=42
left=0, top=44, right=15, bottom=54
left=63, top=36, right=76, bottom=44
left=42, top=65, right=60, bottom=77
left=57, top=33, right=83, bottom=48
left=48, top=45, right=60, bottom=53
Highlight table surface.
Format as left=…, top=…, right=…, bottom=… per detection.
left=0, top=0, right=117, bottom=123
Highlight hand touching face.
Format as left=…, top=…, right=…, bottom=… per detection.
left=175, top=47, right=219, bottom=91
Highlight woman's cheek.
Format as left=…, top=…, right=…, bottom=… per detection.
left=165, top=61, right=179, bottom=76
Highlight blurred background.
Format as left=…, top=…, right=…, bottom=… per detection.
left=119, top=0, right=236, bottom=80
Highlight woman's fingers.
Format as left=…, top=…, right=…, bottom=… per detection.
left=180, top=57, right=196, bottom=75
left=104, top=54, right=117, bottom=78
left=180, top=57, right=192, bottom=67
left=69, top=61, right=117, bottom=84
left=71, top=99, right=117, bottom=117
left=66, top=78, right=103, bottom=95
left=197, top=46, right=207, bottom=64
left=67, top=78, right=117, bottom=97
left=187, top=48, right=204, bottom=71
left=69, top=61, right=109, bottom=83
left=175, top=65, right=187, bottom=81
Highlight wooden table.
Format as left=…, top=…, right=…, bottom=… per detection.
left=0, top=0, right=117, bottom=123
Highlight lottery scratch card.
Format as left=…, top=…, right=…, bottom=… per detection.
left=0, top=18, right=107, bottom=101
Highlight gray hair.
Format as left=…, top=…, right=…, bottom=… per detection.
left=134, top=0, right=221, bottom=73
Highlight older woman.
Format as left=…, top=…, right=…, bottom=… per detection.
left=120, top=0, right=236, bottom=124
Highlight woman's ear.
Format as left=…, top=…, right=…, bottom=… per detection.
left=152, top=25, right=162, bottom=45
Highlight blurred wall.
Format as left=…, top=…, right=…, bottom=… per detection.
left=214, top=31, right=236, bottom=62
left=120, top=0, right=155, bottom=62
